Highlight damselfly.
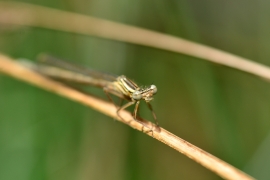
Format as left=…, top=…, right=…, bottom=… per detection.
left=21, top=55, right=159, bottom=128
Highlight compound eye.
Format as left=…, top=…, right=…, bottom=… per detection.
left=132, top=91, right=142, bottom=100
left=150, top=85, right=157, bottom=94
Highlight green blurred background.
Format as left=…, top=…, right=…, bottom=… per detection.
left=0, top=0, right=269, bottom=179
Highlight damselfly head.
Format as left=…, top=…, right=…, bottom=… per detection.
left=141, top=84, right=157, bottom=102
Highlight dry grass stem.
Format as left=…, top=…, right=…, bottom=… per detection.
left=0, top=54, right=255, bottom=180
left=0, top=2, right=270, bottom=81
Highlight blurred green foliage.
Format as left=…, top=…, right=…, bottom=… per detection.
left=1, top=0, right=270, bottom=179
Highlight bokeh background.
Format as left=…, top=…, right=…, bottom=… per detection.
left=0, top=0, right=269, bottom=179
